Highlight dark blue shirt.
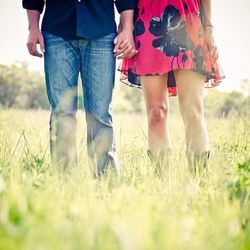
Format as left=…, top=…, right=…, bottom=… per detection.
left=22, top=0, right=137, bottom=39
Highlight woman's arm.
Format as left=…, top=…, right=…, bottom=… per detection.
left=201, top=0, right=218, bottom=63
left=201, top=0, right=213, bottom=27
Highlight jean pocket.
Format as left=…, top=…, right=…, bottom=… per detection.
left=42, top=31, right=56, bottom=39
left=92, top=32, right=116, bottom=48
left=42, top=31, right=68, bottom=50
left=104, top=32, right=117, bottom=39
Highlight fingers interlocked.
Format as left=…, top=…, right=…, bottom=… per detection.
left=113, top=34, right=138, bottom=59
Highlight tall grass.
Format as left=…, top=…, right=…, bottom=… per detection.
left=0, top=109, right=249, bottom=250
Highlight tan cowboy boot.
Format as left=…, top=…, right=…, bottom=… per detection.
left=186, top=150, right=210, bottom=177
left=147, top=148, right=172, bottom=177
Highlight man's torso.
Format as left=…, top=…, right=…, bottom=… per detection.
left=42, top=0, right=117, bottom=40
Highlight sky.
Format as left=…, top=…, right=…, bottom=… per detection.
left=0, top=0, right=250, bottom=92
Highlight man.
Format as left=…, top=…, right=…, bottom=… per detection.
left=22, top=0, right=137, bottom=176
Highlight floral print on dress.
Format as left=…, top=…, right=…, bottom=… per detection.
left=134, top=18, right=146, bottom=36
left=149, top=5, right=194, bottom=57
left=193, top=45, right=205, bottom=72
left=119, top=0, right=225, bottom=96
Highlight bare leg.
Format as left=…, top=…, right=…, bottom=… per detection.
left=141, top=75, right=171, bottom=156
left=175, top=70, right=209, bottom=153
left=175, top=70, right=209, bottom=175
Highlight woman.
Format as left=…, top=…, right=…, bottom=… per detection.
left=119, top=0, right=224, bottom=176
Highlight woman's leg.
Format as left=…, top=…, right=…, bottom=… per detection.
left=175, top=70, right=209, bottom=174
left=141, top=75, right=171, bottom=156
left=175, top=70, right=209, bottom=153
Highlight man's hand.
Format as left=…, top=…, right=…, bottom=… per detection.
left=27, top=28, right=45, bottom=58
left=114, top=10, right=137, bottom=59
left=26, top=10, right=44, bottom=58
left=114, top=27, right=138, bottom=59
left=205, top=27, right=218, bottom=65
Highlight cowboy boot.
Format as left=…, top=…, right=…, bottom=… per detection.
left=186, top=150, right=210, bottom=177
left=147, top=148, right=172, bottom=177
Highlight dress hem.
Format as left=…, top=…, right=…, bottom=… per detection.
left=119, top=68, right=225, bottom=97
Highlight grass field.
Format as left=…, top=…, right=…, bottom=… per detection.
left=0, top=109, right=249, bottom=250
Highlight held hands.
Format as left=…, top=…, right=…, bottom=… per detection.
left=27, top=26, right=137, bottom=59
left=204, top=27, right=218, bottom=65
left=114, top=26, right=138, bottom=59
left=27, top=28, right=45, bottom=58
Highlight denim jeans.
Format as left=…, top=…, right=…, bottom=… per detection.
left=43, top=31, right=118, bottom=176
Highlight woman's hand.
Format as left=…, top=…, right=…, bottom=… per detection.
left=204, top=27, right=218, bottom=64
left=114, top=25, right=138, bottom=60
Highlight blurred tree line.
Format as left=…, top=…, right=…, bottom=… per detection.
left=0, top=62, right=48, bottom=109
left=0, top=62, right=249, bottom=118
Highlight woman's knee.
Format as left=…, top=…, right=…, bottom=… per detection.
left=148, top=103, right=168, bottom=126
left=181, top=103, right=205, bottom=125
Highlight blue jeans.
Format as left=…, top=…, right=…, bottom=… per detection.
left=43, top=31, right=118, bottom=176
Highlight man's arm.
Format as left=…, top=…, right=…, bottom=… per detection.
left=23, top=0, right=45, bottom=57
left=114, top=0, right=137, bottom=59
left=23, top=0, right=45, bottom=13
left=115, top=0, right=137, bottom=13
left=114, top=10, right=137, bottom=59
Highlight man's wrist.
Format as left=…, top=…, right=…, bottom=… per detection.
left=120, top=9, right=134, bottom=32
left=122, top=24, right=134, bottom=32
left=28, top=25, right=40, bottom=32
left=27, top=10, right=41, bottom=32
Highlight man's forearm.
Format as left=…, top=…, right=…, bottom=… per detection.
left=27, top=10, right=41, bottom=31
left=120, top=10, right=134, bottom=31
left=201, top=0, right=212, bottom=26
